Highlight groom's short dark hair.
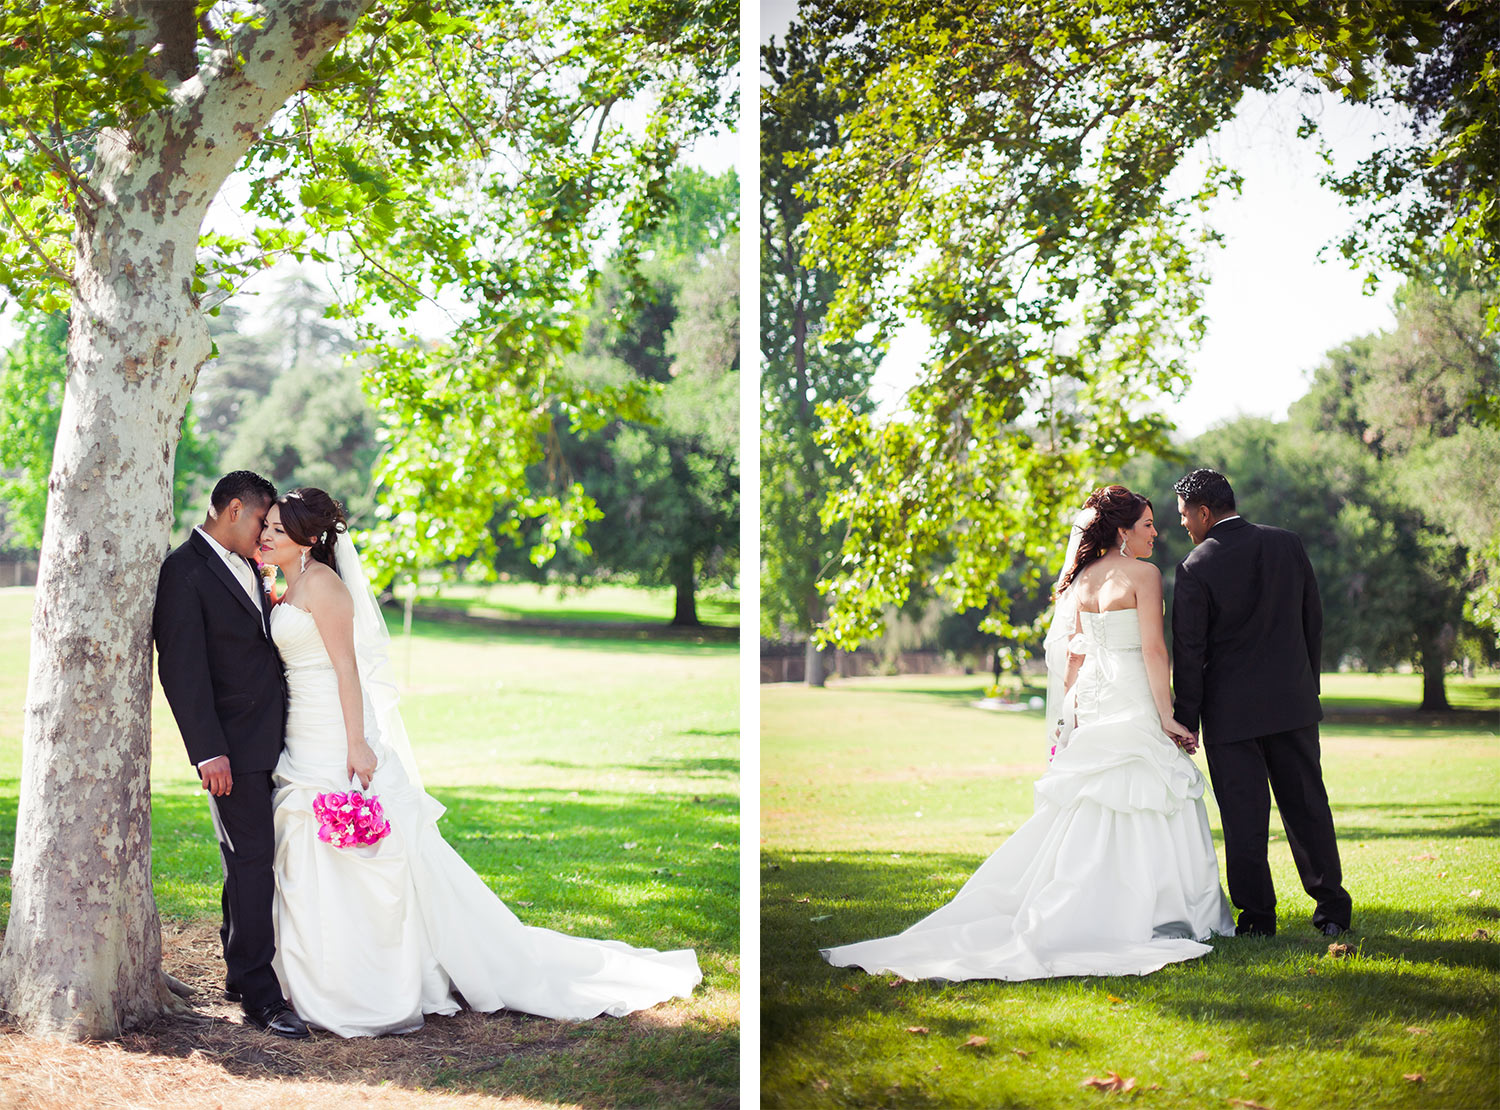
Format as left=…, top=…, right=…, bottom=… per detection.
left=211, top=470, right=276, bottom=511
left=1174, top=469, right=1235, bottom=513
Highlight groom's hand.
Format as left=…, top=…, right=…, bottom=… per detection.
left=199, top=755, right=233, bottom=796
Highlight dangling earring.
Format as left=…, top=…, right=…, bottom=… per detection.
left=1119, top=536, right=1131, bottom=559
left=299, top=548, right=309, bottom=572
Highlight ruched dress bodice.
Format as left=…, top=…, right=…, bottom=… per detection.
left=273, top=604, right=386, bottom=781
left=266, top=602, right=700, bottom=1037
left=823, top=604, right=1233, bottom=983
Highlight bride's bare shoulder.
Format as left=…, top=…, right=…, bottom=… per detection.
left=301, top=562, right=352, bottom=609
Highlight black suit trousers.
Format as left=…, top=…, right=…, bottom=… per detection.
left=207, top=771, right=282, bottom=1011
left=1204, top=724, right=1352, bottom=933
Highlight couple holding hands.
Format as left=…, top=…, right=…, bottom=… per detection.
left=825, top=469, right=1352, bottom=982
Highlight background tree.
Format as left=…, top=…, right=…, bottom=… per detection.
left=522, top=168, right=739, bottom=625
left=784, top=0, right=1495, bottom=650
left=760, top=14, right=882, bottom=684
left=0, top=0, right=731, bottom=1039
left=221, top=360, right=381, bottom=526
left=1120, top=272, right=1496, bottom=710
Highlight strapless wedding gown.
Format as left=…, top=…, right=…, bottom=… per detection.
left=823, top=608, right=1234, bottom=981
left=268, top=603, right=702, bottom=1036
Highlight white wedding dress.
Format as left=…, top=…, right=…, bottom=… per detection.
left=268, top=601, right=701, bottom=1037
left=822, top=607, right=1233, bottom=981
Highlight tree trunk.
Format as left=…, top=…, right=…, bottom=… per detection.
left=670, top=556, right=700, bottom=626
left=1419, top=646, right=1450, bottom=712
left=0, top=0, right=373, bottom=1040
left=805, top=638, right=826, bottom=688
left=804, top=573, right=825, bottom=687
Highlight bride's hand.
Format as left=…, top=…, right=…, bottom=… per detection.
left=1163, top=718, right=1198, bottom=753
left=347, top=739, right=377, bottom=790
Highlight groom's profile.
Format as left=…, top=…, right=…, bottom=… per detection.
left=1170, top=468, right=1352, bottom=938
left=153, top=470, right=309, bottom=1038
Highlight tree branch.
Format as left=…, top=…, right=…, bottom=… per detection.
left=0, top=189, right=76, bottom=290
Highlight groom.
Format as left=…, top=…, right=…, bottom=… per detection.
left=1170, top=469, right=1352, bottom=938
left=153, top=471, right=309, bottom=1038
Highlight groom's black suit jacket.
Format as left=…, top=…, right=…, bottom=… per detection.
left=153, top=530, right=285, bottom=772
left=1171, top=516, right=1323, bottom=745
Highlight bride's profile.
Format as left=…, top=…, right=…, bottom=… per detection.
left=258, top=487, right=701, bottom=1037
left=822, top=484, right=1234, bottom=982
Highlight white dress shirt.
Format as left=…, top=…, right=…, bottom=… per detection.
left=195, top=525, right=263, bottom=619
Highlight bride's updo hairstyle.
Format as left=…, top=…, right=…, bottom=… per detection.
left=276, top=487, right=348, bottom=575
left=1056, top=484, right=1152, bottom=595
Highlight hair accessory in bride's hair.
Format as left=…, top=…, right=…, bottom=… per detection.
left=313, top=789, right=391, bottom=848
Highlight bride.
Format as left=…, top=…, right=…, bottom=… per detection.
left=256, top=487, right=701, bottom=1036
left=822, top=485, right=1234, bottom=981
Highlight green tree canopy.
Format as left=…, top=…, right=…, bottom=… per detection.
left=781, top=0, right=1495, bottom=648
left=523, top=167, right=739, bottom=624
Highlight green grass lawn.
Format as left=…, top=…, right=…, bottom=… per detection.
left=409, top=580, right=739, bottom=628
left=762, top=671, right=1500, bottom=1109
left=0, top=586, right=737, bottom=1108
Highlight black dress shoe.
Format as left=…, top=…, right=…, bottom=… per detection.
left=1318, top=921, right=1351, bottom=937
left=244, top=1001, right=310, bottom=1039
left=223, top=980, right=242, bottom=1003
left=1236, top=923, right=1276, bottom=938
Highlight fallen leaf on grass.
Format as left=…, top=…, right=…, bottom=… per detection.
left=1466, top=889, right=1482, bottom=899
left=841, top=984, right=860, bottom=994
left=1408, top=852, right=1438, bottom=861
left=887, top=977, right=908, bottom=987
left=809, top=914, right=832, bottom=922
left=1189, top=1051, right=1211, bottom=1063
left=1012, top=1048, right=1032, bottom=1059
left=905, top=1026, right=929, bottom=1035
left=620, top=842, right=637, bottom=850
left=961, top=1035, right=990, bottom=1049
left=1228, top=1100, right=1273, bottom=1110
left=1406, top=1027, right=1430, bottom=1036
left=1251, top=1059, right=1262, bottom=1067
left=1473, top=928, right=1492, bottom=941
left=794, top=897, right=810, bottom=903
left=1080, top=1071, right=1135, bottom=1092
left=1403, top=1073, right=1425, bottom=1083
left=1326, top=943, right=1353, bottom=958
left=1105, top=993, right=1126, bottom=1004
left=813, top=1078, right=830, bottom=1091
left=1304, top=967, right=1319, bottom=976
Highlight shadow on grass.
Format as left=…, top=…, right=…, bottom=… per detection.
left=1332, top=801, right=1500, bottom=841
left=146, top=785, right=738, bottom=956
left=4, top=784, right=738, bottom=1107
left=529, top=755, right=741, bottom=779
left=762, top=850, right=1500, bottom=1059
left=389, top=611, right=737, bottom=655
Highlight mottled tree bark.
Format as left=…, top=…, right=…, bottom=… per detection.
left=0, top=0, right=373, bottom=1040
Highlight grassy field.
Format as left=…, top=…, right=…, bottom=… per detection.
left=762, top=670, right=1500, bottom=1109
left=0, top=586, right=737, bottom=1109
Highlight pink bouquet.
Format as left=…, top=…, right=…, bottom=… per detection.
left=313, top=789, right=391, bottom=848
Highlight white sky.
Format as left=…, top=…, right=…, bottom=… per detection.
left=762, top=0, right=1404, bottom=440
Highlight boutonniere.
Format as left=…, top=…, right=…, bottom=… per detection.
left=256, top=561, right=283, bottom=603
